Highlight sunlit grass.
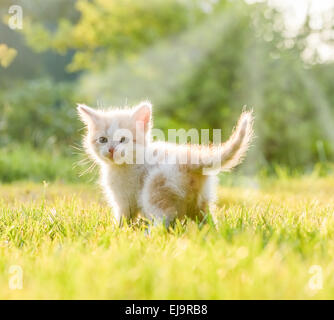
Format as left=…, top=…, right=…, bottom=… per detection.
left=0, top=176, right=334, bottom=299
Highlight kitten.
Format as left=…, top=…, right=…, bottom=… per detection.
left=77, top=101, right=254, bottom=226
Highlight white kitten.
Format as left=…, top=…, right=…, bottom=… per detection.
left=77, top=101, right=254, bottom=226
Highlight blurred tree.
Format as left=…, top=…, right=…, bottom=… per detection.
left=0, top=43, right=17, bottom=67
left=0, top=0, right=79, bottom=85
left=21, top=0, right=225, bottom=71
left=157, top=3, right=334, bottom=169
left=1, top=0, right=333, bottom=170
left=0, top=78, right=80, bottom=151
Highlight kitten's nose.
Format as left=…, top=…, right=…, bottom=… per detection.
left=108, top=147, right=114, bottom=158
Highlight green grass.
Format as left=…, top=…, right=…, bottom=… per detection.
left=1, top=176, right=334, bottom=299
left=0, top=145, right=95, bottom=183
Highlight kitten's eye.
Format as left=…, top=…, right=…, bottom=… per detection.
left=120, top=137, right=126, bottom=143
left=98, top=137, right=108, bottom=144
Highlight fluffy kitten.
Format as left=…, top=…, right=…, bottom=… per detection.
left=77, top=101, right=254, bottom=226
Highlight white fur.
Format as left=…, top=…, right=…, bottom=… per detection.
left=77, top=102, right=254, bottom=226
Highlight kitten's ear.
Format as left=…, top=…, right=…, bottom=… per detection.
left=77, top=104, right=99, bottom=126
left=132, top=101, right=152, bottom=131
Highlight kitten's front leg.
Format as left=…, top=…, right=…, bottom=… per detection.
left=111, top=205, right=133, bottom=227
left=111, top=206, right=123, bottom=226
left=103, top=185, right=135, bottom=226
left=110, top=199, right=138, bottom=227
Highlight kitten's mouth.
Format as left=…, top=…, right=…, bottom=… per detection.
left=103, top=152, right=114, bottom=162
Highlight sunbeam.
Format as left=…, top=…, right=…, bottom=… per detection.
left=78, top=7, right=238, bottom=107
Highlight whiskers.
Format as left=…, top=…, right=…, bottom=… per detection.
left=71, top=143, right=98, bottom=179
left=71, top=142, right=84, bottom=154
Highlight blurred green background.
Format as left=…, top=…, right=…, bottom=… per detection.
left=0, top=0, right=334, bottom=183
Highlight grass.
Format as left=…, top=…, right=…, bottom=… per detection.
left=0, top=176, right=334, bottom=299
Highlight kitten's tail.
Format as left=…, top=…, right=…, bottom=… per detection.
left=186, top=110, right=254, bottom=173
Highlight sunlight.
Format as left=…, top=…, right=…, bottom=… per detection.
left=79, top=8, right=236, bottom=106
left=246, top=0, right=334, bottom=62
